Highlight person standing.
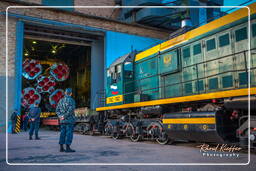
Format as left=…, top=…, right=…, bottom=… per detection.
left=56, top=88, right=76, bottom=153
left=28, top=102, right=41, bottom=140
left=10, top=109, right=18, bottom=134
left=22, top=111, right=29, bottom=131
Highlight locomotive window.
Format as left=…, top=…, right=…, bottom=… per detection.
left=107, top=69, right=110, bottom=77
left=110, top=67, right=115, bottom=73
left=193, top=43, right=201, bottom=55
left=209, top=77, right=218, bottom=90
left=182, top=46, right=190, bottom=58
left=117, top=64, right=122, bottom=73
left=253, top=24, right=256, bottom=37
left=116, top=65, right=121, bottom=81
left=150, top=61, right=156, bottom=69
left=206, top=38, right=216, bottom=51
left=235, top=27, right=247, bottom=42
left=111, top=73, right=117, bottom=84
left=219, top=33, right=230, bottom=47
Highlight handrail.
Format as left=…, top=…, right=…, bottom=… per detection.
left=100, top=48, right=255, bottom=107
left=125, top=48, right=255, bottom=85
left=120, top=48, right=255, bottom=104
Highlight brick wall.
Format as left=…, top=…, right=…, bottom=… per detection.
left=19, top=0, right=120, bottom=19
left=0, top=16, right=17, bottom=78
left=1, top=1, right=169, bottom=39
left=74, top=0, right=120, bottom=19
left=20, top=0, right=41, bottom=4
left=0, top=16, right=17, bottom=132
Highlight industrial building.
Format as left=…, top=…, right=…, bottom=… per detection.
left=1, top=0, right=256, bottom=168
left=0, top=0, right=225, bottom=132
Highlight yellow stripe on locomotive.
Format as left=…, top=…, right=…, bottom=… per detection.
left=96, top=3, right=256, bottom=145
left=99, top=2, right=256, bottom=111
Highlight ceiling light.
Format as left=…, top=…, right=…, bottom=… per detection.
left=24, top=53, right=29, bottom=56
left=32, top=41, right=37, bottom=44
left=52, top=50, right=56, bottom=54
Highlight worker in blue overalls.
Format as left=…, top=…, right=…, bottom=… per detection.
left=28, top=102, right=41, bottom=140
left=56, top=88, right=76, bottom=153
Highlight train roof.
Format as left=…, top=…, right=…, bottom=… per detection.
left=135, top=2, right=256, bottom=62
left=109, top=51, right=136, bottom=69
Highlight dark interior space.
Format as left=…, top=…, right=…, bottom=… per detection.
left=22, top=38, right=91, bottom=112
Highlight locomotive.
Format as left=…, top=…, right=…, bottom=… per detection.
left=93, top=3, right=256, bottom=146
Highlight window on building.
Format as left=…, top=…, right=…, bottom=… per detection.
left=182, top=46, right=190, bottom=59
left=206, top=38, right=216, bottom=51
left=193, top=43, right=201, bottom=55
left=252, top=24, right=256, bottom=37
left=42, top=0, right=74, bottom=11
left=219, top=33, right=230, bottom=47
left=235, top=27, right=247, bottom=42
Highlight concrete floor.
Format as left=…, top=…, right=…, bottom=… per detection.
left=0, top=129, right=256, bottom=171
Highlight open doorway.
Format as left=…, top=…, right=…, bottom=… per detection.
left=21, top=38, right=91, bottom=113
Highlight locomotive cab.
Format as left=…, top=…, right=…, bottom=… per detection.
left=106, top=51, right=136, bottom=106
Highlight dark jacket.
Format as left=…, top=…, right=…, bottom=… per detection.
left=11, top=111, right=18, bottom=122
left=28, top=107, right=41, bottom=122
left=56, top=95, right=76, bottom=124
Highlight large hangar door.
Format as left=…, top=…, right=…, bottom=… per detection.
left=22, top=24, right=104, bottom=111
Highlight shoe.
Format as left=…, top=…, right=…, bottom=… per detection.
left=35, top=137, right=40, bottom=140
left=60, top=144, right=65, bottom=152
left=29, top=136, right=32, bottom=140
left=65, top=145, right=75, bottom=153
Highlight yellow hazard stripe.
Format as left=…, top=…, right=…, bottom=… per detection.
left=15, top=115, right=21, bottom=133
left=96, top=87, right=256, bottom=111
left=162, top=117, right=216, bottom=124
left=135, top=3, right=256, bottom=61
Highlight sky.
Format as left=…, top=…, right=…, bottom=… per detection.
left=223, top=0, right=256, bottom=12
left=224, top=0, right=256, bottom=6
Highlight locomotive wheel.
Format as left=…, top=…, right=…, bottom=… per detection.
left=104, top=122, right=113, bottom=136
left=125, top=123, right=141, bottom=142
left=112, top=132, right=121, bottom=139
left=130, top=133, right=141, bottom=142
left=79, top=125, right=85, bottom=134
left=76, top=123, right=90, bottom=135
left=156, top=132, right=169, bottom=145
left=125, top=123, right=134, bottom=137
left=90, top=130, right=95, bottom=136
left=147, top=122, right=169, bottom=145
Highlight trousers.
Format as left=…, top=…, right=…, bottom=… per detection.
left=23, top=117, right=29, bottom=131
left=29, top=121, right=40, bottom=137
left=59, top=124, right=74, bottom=145
left=11, top=121, right=16, bottom=133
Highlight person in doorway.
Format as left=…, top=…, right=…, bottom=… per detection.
left=10, top=109, right=18, bottom=134
left=56, top=88, right=76, bottom=153
left=28, top=102, right=41, bottom=140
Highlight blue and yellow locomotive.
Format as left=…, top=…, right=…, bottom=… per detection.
left=96, top=3, right=256, bottom=145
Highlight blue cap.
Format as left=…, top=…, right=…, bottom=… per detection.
left=65, top=88, right=72, bottom=94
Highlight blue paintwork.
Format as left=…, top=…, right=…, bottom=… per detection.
left=15, top=21, right=24, bottom=116
left=105, top=31, right=163, bottom=67
left=42, top=0, right=74, bottom=11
